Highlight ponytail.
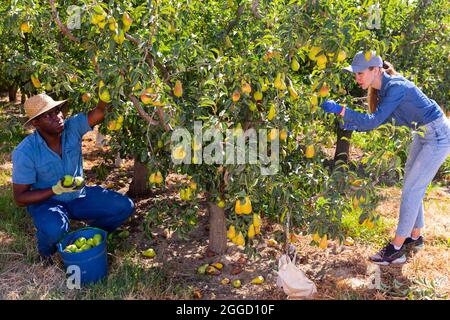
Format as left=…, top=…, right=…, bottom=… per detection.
left=367, top=60, right=398, bottom=113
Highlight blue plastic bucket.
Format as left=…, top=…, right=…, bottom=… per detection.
left=57, top=227, right=108, bottom=285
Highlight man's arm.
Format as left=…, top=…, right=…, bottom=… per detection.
left=13, top=183, right=54, bottom=207
left=87, top=99, right=108, bottom=127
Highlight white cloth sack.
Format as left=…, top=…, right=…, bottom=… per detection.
left=276, top=253, right=317, bottom=299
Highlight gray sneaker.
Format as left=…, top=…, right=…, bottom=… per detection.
left=369, top=243, right=406, bottom=266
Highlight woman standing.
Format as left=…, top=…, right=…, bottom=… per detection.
left=320, top=51, right=450, bottom=265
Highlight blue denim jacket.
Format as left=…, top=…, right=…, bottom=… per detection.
left=12, top=113, right=92, bottom=202
left=343, top=72, right=444, bottom=131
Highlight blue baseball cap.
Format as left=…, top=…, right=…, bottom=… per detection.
left=343, top=51, right=383, bottom=73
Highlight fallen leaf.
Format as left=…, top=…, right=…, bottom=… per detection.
left=193, top=289, right=202, bottom=299
left=230, top=266, right=243, bottom=275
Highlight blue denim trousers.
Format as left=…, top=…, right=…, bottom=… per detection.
left=27, top=186, right=134, bottom=256
left=396, top=115, right=450, bottom=238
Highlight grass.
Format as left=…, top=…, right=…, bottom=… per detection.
left=341, top=206, right=394, bottom=247
left=47, top=257, right=192, bottom=300
left=0, top=166, right=35, bottom=262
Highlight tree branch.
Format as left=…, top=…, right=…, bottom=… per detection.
left=251, top=0, right=262, bottom=19
left=49, top=0, right=80, bottom=43
left=129, top=95, right=160, bottom=126
left=225, top=4, right=246, bottom=35
left=155, top=106, right=172, bottom=132
left=129, top=95, right=171, bottom=132
left=125, top=33, right=170, bottom=83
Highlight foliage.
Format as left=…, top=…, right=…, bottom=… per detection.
left=0, top=0, right=448, bottom=249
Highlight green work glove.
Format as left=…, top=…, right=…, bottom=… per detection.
left=52, top=175, right=85, bottom=195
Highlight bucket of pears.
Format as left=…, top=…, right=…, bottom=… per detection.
left=57, top=227, right=108, bottom=285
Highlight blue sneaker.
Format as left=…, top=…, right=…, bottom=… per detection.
left=369, top=243, right=406, bottom=266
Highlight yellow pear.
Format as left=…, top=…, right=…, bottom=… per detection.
left=20, top=22, right=32, bottom=33
left=232, top=279, right=241, bottom=288
left=217, top=199, right=225, bottom=208
left=279, top=129, right=288, bottom=141
left=155, top=171, right=163, bottom=184
left=310, top=94, right=318, bottom=107
left=253, top=90, right=262, bottom=101
left=288, top=86, right=299, bottom=100
left=261, top=78, right=269, bottom=92
left=267, top=104, right=276, bottom=121
left=31, top=75, right=41, bottom=88
left=248, top=224, right=256, bottom=239
left=108, top=17, right=117, bottom=31
left=211, top=263, right=223, bottom=270
left=250, top=276, right=265, bottom=284
left=316, top=54, right=327, bottom=66
left=273, top=73, right=286, bottom=90
left=337, top=50, right=347, bottom=62
left=113, top=30, right=125, bottom=45
left=227, top=225, right=236, bottom=240
left=174, top=80, right=183, bottom=97
left=140, top=88, right=155, bottom=105
left=98, top=20, right=107, bottom=29
left=172, top=146, right=187, bottom=160
left=318, top=84, right=329, bottom=97
left=308, top=46, right=321, bottom=60
left=241, top=82, right=251, bottom=94
left=267, top=239, right=278, bottom=247
left=122, top=12, right=132, bottom=32
left=313, top=232, right=321, bottom=242
left=82, top=93, right=91, bottom=103
left=268, top=128, right=278, bottom=141
left=305, top=145, right=315, bottom=158
left=232, top=90, right=240, bottom=102
left=291, top=58, right=300, bottom=71
left=142, top=248, right=156, bottom=258
left=132, top=81, right=142, bottom=92
left=253, top=213, right=262, bottom=227
left=319, top=234, right=328, bottom=249
left=235, top=232, right=245, bottom=246
left=107, top=120, right=117, bottom=131
left=235, top=196, right=252, bottom=215
left=98, top=80, right=111, bottom=103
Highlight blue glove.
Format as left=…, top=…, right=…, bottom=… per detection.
left=320, top=100, right=343, bottom=114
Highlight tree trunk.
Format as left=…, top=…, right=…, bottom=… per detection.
left=334, top=125, right=353, bottom=165
left=207, top=202, right=227, bottom=254
left=127, top=157, right=150, bottom=197
left=8, top=86, right=17, bottom=102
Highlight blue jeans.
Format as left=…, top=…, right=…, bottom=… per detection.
left=27, top=186, right=134, bottom=256
left=396, top=116, right=450, bottom=238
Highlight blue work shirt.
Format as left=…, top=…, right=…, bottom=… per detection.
left=343, top=72, right=444, bottom=131
left=12, top=112, right=92, bottom=203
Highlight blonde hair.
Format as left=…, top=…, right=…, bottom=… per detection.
left=367, top=61, right=397, bottom=113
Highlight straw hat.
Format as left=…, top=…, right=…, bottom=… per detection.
left=24, top=93, right=67, bottom=126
